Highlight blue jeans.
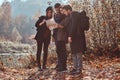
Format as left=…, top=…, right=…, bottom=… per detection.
left=72, top=52, right=83, bottom=71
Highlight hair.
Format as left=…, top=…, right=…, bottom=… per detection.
left=54, top=3, right=61, bottom=8
left=82, top=10, right=86, bottom=16
left=46, top=6, right=53, bottom=19
left=62, top=5, right=72, bottom=11
left=46, top=6, right=53, bottom=12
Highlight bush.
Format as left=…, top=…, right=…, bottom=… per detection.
left=0, top=41, right=33, bottom=53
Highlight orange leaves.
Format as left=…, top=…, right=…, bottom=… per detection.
left=0, top=61, right=5, bottom=71
left=102, top=21, right=107, bottom=27
left=39, top=76, right=44, bottom=80
left=116, top=32, right=120, bottom=38
left=94, top=9, right=100, bottom=13
left=0, top=56, right=120, bottom=79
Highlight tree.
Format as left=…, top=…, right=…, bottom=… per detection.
left=0, top=1, right=12, bottom=39
left=69, top=0, right=120, bottom=52
left=11, top=27, right=22, bottom=42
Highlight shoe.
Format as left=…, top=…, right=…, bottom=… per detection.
left=43, top=66, right=48, bottom=69
left=56, top=67, right=67, bottom=72
left=52, top=65, right=58, bottom=70
left=69, top=69, right=81, bottom=75
left=78, top=70, right=82, bottom=73
left=52, top=66, right=60, bottom=70
left=38, top=67, right=43, bottom=71
left=69, top=69, right=82, bottom=75
left=75, top=70, right=82, bottom=75
left=69, top=69, right=77, bottom=74
left=55, top=65, right=59, bottom=69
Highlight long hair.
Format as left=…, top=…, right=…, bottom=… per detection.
left=46, top=6, right=53, bottom=19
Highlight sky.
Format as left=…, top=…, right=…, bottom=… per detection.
left=0, top=0, right=27, bottom=5
left=0, top=0, right=68, bottom=5
left=0, top=0, right=68, bottom=17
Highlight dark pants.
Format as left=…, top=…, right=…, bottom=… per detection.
left=56, top=41, right=67, bottom=69
left=54, top=40, right=60, bottom=68
left=36, top=37, right=50, bottom=68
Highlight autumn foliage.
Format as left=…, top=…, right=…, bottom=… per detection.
left=69, top=0, right=120, bottom=56
left=0, top=2, right=36, bottom=43
left=0, top=0, right=120, bottom=80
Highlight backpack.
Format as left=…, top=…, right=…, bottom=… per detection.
left=78, top=11, right=90, bottom=31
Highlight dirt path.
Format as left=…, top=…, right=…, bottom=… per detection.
left=0, top=57, right=120, bottom=80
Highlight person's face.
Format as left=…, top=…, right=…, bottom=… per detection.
left=55, top=7, right=60, bottom=13
left=62, top=9, right=69, bottom=16
left=47, top=10, right=53, bottom=18
left=60, top=8, right=63, bottom=14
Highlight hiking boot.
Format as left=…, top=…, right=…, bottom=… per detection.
left=42, top=66, right=48, bottom=69
left=69, top=69, right=82, bottom=75
left=38, top=67, right=43, bottom=71
left=56, top=67, right=67, bottom=72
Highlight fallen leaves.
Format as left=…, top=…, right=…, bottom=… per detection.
left=0, top=60, right=5, bottom=71
left=0, top=56, right=120, bottom=80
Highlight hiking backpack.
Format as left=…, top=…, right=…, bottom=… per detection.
left=78, top=11, right=90, bottom=31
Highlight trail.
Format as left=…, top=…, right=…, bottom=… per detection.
left=0, top=56, right=120, bottom=80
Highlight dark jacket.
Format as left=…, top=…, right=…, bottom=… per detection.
left=57, top=16, right=70, bottom=42
left=56, top=14, right=68, bottom=42
left=69, top=11, right=87, bottom=53
left=34, top=16, right=51, bottom=41
left=57, top=27, right=68, bottom=42
left=53, top=13, right=66, bottom=41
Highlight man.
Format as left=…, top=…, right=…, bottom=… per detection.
left=61, top=5, right=87, bottom=74
left=53, top=3, right=67, bottom=71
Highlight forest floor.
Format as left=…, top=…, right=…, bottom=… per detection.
left=0, top=54, right=120, bottom=80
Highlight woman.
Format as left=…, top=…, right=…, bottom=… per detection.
left=35, top=6, right=53, bottom=71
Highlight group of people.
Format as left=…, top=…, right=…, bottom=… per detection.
left=34, top=3, right=88, bottom=75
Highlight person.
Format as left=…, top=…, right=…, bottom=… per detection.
left=34, top=6, right=53, bottom=71
left=53, top=3, right=67, bottom=71
left=61, top=5, right=87, bottom=74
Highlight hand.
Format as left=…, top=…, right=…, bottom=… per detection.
left=39, top=19, right=46, bottom=26
left=42, top=19, right=46, bottom=23
left=57, top=24, right=64, bottom=28
left=55, top=24, right=59, bottom=28
left=68, top=37, right=72, bottom=43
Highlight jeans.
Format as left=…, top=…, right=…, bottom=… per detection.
left=72, top=52, right=83, bottom=71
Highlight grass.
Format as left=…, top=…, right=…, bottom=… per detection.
left=0, top=41, right=33, bottom=53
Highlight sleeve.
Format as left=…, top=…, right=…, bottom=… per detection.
left=35, top=16, right=44, bottom=28
left=69, top=13, right=78, bottom=38
left=60, top=19, right=66, bottom=27
left=58, top=18, right=68, bottom=32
